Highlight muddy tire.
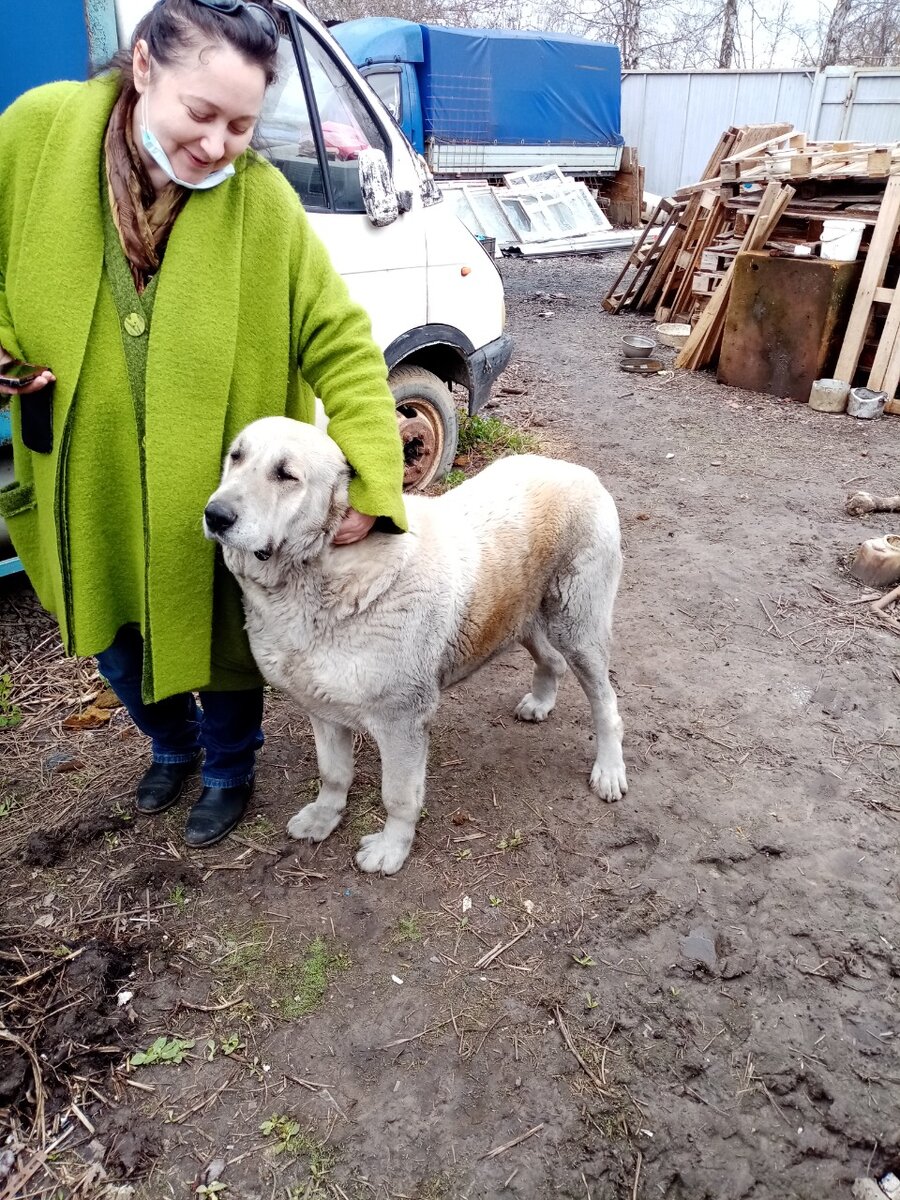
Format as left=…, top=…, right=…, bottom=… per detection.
left=389, top=365, right=459, bottom=491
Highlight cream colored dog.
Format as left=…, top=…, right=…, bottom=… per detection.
left=204, top=417, right=627, bottom=874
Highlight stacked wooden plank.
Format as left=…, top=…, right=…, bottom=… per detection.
left=833, top=175, right=900, bottom=415
left=675, top=181, right=796, bottom=370
left=716, top=134, right=900, bottom=184
left=603, top=123, right=793, bottom=323
left=603, top=123, right=900, bottom=411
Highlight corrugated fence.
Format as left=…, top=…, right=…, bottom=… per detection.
left=623, top=66, right=900, bottom=196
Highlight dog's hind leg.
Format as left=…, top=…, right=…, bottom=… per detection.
left=355, top=719, right=429, bottom=875
left=515, top=623, right=567, bottom=723
left=286, top=717, right=354, bottom=842
left=563, top=639, right=627, bottom=802
left=547, top=541, right=627, bottom=800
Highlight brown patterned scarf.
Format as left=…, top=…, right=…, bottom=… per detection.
left=104, top=90, right=187, bottom=293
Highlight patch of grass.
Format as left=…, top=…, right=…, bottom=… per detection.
left=0, top=673, right=22, bottom=730
left=346, top=789, right=381, bottom=840
left=244, top=813, right=277, bottom=843
left=414, top=1175, right=453, bottom=1200
left=219, top=921, right=271, bottom=986
left=278, top=936, right=350, bottom=1019
left=217, top=925, right=350, bottom=1018
left=261, top=1116, right=335, bottom=1193
left=456, top=412, right=538, bottom=460
left=441, top=468, right=467, bottom=490
left=168, top=883, right=188, bottom=912
left=390, top=912, right=424, bottom=946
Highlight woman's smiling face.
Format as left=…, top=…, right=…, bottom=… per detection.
left=132, top=35, right=267, bottom=190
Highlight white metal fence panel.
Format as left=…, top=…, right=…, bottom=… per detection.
left=832, top=71, right=900, bottom=142
left=623, top=67, right=900, bottom=197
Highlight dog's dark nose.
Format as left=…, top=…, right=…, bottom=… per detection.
left=204, top=501, right=238, bottom=535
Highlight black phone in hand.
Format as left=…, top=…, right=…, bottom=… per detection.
left=20, top=384, right=54, bottom=454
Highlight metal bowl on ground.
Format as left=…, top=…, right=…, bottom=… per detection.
left=621, top=334, right=656, bottom=358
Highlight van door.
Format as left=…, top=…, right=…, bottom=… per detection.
left=260, top=10, right=427, bottom=352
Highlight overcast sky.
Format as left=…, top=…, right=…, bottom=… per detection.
left=117, top=0, right=840, bottom=70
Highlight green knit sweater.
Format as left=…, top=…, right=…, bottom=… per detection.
left=0, top=76, right=407, bottom=701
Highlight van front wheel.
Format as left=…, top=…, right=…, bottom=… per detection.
left=389, top=365, right=459, bottom=491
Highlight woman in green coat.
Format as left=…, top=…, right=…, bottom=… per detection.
left=0, top=0, right=407, bottom=846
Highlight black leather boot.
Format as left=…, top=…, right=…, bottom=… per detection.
left=135, top=754, right=201, bottom=815
left=184, top=780, right=254, bottom=848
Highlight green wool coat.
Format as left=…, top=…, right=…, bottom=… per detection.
left=0, top=75, right=407, bottom=702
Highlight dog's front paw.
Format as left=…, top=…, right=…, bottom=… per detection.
left=355, top=830, right=412, bottom=875
left=287, top=802, right=343, bottom=842
left=515, top=692, right=555, bottom=723
left=590, top=758, right=628, bottom=803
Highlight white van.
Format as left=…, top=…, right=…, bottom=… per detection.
left=116, top=0, right=512, bottom=489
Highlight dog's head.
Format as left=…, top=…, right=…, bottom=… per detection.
left=204, top=417, right=351, bottom=578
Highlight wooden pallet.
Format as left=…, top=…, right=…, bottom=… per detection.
left=675, top=182, right=796, bottom=370
left=833, top=175, right=900, bottom=410
left=601, top=198, right=685, bottom=313
left=606, top=124, right=796, bottom=321
left=659, top=193, right=730, bottom=322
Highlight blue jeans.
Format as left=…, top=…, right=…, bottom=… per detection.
left=97, top=626, right=264, bottom=789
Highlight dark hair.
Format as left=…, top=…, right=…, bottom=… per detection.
left=109, top=0, right=280, bottom=99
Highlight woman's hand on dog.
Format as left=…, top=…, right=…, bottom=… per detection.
left=333, top=508, right=376, bottom=545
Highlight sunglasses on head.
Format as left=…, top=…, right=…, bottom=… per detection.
left=191, top=0, right=279, bottom=49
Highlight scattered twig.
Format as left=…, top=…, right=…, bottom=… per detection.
left=553, top=1007, right=614, bottom=1097
left=472, top=924, right=533, bottom=970
left=228, top=834, right=281, bottom=857
left=0, top=1027, right=46, bottom=1144
left=374, top=1019, right=454, bottom=1050
left=178, top=991, right=244, bottom=1012
left=282, top=1072, right=333, bottom=1092
left=481, top=1123, right=544, bottom=1159
left=12, top=946, right=87, bottom=989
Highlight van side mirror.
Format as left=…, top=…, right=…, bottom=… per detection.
left=358, top=148, right=400, bottom=227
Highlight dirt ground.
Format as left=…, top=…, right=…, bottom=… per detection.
left=2, top=250, right=899, bottom=1200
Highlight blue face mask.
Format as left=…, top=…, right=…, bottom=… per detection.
left=140, top=89, right=235, bottom=191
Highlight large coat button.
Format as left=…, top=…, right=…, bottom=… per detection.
left=124, top=312, right=146, bottom=337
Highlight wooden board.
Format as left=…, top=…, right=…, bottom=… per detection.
left=833, top=175, right=900, bottom=384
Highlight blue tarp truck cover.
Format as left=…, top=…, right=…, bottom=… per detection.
left=334, top=19, right=623, bottom=148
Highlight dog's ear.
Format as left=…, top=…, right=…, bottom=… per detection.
left=325, top=461, right=353, bottom=535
